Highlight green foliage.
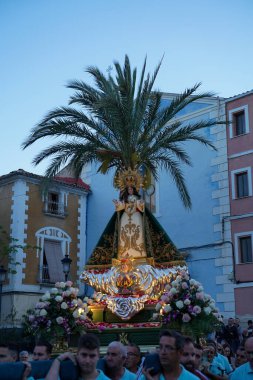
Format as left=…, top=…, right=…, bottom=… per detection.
left=22, top=55, right=224, bottom=208
left=0, top=226, right=35, bottom=274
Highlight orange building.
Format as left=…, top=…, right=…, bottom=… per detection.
left=0, top=169, right=90, bottom=326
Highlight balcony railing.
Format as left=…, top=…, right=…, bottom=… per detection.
left=43, top=201, right=67, bottom=217
left=39, top=265, right=53, bottom=284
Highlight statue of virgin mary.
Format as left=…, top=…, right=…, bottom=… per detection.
left=85, top=168, right=183, bottom=268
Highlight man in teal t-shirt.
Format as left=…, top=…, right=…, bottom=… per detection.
left=230, top=337, right=253, bottom=380
left=141, top=330, right=198, bottom=380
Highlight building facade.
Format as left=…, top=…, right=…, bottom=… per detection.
left=225, top=91, right=253, bottom=319
left=0, top=169, right=89, bottom=326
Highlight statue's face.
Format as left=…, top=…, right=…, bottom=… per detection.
left=128, top=186, right=134, bottom=195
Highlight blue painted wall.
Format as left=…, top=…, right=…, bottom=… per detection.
left=84, top=98, right=225, bottom=310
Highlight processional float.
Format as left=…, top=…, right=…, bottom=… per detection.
left=80, top=168, right=186, bottom=320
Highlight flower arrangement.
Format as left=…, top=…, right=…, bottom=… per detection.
left=23, top=281, right=92, bottom=342
left=153, top=270, right=221, bottom=338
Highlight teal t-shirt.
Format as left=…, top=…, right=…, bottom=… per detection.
left=140, top=365, right=198, bottom=380
left=230, top=362, right=253, bottom=380
left=120, top=368, right=137, bottom=380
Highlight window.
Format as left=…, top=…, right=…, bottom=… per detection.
left=236, top=172, right=249, bottom=198
left=228, top=105, right=249, bottom=138
left=43, top=190, right=67, bottom=217
left=239, top=236, right=252, bottom=263
left=234, top=111, right=246, bottom=136
left=231, top=167, right=252, bottom=199
left=48, top=192, right=59, bottom=214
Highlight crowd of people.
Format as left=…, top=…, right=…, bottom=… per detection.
left=0, top=317, right=253, bottom=380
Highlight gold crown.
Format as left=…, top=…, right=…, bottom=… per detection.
left=114, top=168, right=146, bottom=192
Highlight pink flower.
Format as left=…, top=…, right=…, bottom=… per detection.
left=196, top=292, right=204, bottom=300
left=161, top=295, right=169, bottom=303
left=181, top=282, right=189, bottom=289
left=182, top=313, right=191, bottom=322
left=192, top=305, right=202, bottom=314
left=65, top=281, right=73, bottom=287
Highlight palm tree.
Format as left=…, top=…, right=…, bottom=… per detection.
left=22, top=55, right=221, bottom=208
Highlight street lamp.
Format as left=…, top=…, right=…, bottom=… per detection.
left=61, top=254, right=72, bottom=282
left=0, top=265, right=7, bottom=322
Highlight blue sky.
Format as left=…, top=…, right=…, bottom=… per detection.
left=1, top=0, right=253, bottom=175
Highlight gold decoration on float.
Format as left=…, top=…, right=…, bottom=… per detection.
left=114, top=167, right=148, bottom=191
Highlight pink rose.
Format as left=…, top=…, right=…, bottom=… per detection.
left=196, top=292, right=204, bottom=300
left=182, top=313, right=191, bottom=322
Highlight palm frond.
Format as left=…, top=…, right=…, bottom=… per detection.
left=23, top=55, right=224, bottom=207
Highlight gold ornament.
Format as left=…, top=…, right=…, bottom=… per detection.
left=114, top=168, right=147, bottom=191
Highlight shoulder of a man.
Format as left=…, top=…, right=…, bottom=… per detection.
left=96, top=369, right=111, bottom=380
left=178, top=365, right=199, bottom=379
left=230, top=362, right=253, bottom=380
left=120, top=368, right=137, bottom=380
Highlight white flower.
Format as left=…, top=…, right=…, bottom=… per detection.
left=79, top=314, right=87, bottom=320
left=83, top=296, right=89, bottom=302
left=61, top=302, right=68, bottom=310
left=180, top=270, right=189, bottom=280
left=72, top=299, right=78, bottom=305
left=184, top=299, right=191, bottom=305
left=58, top=282, right=66, bottom=289
left=39, top=309, right=47, bottom=316
left=41, top=292, right=50, bottom=301
left=163, top=304, right=172, bottom=313
left=69, top=287, right=79, bottom=295
left=64, top=290, right=71, bottom=297
left=155, top=303, right=162, bottom=311
left=169, top=287, right=177, bottom=295
left=175, top=300, right=184, bottom=309
left=197, top=286, right=204, bottom=292
left=204, top=306, right=212, bottom=315
left=56, top=316, right=64, bottom=324
left=72, top=310, right=79, bottom=318
left=189, top=279, right=197, bottom=285
left=165, top=284, right=171, bottom=291
left=50, top=288, right=58, bottom=294
left=55, top=296, right=63, bottom=302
